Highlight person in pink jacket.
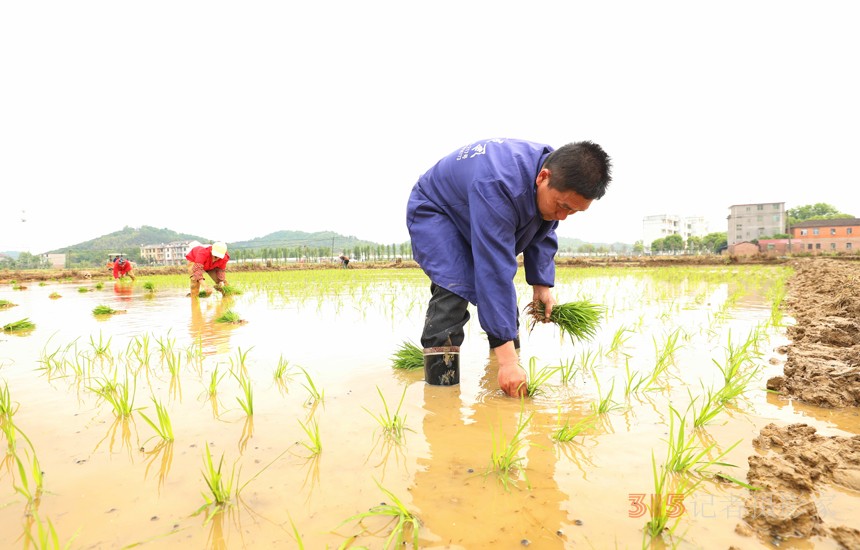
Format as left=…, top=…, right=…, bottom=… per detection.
left=185, top=242, right=229, bottom=296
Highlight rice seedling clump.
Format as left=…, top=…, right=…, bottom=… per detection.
left=92, top=305, right=118, bottom=316
left=220, top=284, right=242, bottom=296
left=3, top=318, right=36, bottom=332
left=526, top=299, right=604, bottom=344
left=215, top=310, right=245, bottom=324
left=391, top=340, right=423, bottom=370
left=0, top=299, right=17, bottom=309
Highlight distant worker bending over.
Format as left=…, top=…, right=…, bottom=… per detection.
left=407, top=138, right=612, bottom=397
left=112, top=256, right=136, bottom=281
left=185, top=241, right=229, bottom=296
left=339, top=254, right=350, bottom=268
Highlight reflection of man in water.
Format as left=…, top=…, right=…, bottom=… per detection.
left=114, top=282, right=133, bottom=301
left=189, top=294, right=235, bottom=357
left=408, top=356, right=571, bottom=547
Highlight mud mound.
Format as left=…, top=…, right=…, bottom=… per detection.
left=767, top=258, right=860, bottom=407
left=739, top=423, right=860, bottom=547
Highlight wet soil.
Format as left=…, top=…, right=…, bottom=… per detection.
left=742, top=258, right=860, bottom=547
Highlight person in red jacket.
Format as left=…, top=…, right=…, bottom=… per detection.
left=185, top=242, right=229, bottom=296
left=112, top=256, right=136, bottom=281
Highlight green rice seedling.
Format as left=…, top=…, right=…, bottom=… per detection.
left=665, top=405, right=734, bottom=474
left=219, top=284, right=242, bottom=296
left=129, top=333, right=153, bottom=368
left=288, top=514, right=306, bottom=550
left=0, top=381, right=15, bottom=420
left=165, top=351, right=182, bottom=377
left=642, top=331, right=681, bottom=391
left=607, top=324, right=633, bottom=355
left=77, top=287, right=90, bottom=293
left=390, top=340, right=423, bottom=370
left=273, top=355, right=294, bottom=381
left=525, top=356, right=556, bottom=397
left=88, top=331, right=112, bottom=357
left=623, top=358, right=648, bottom=398
left=2, top=318, right=35, bottom=332
left=234, top=372, right=254, bottom=416
left=37, top=341, right=66, bottom=377
left=89, top=374, right=136, bottom=417
left=552, top=407, right=596, bottom=443
left=24, top=510, right=76, bottom=550
left=1, top=418, right=18, bottom=453
left=297, top=416, right=322, bottom=456
left=0, top=299, right=16, bottom=309
left=578, top=348, right=599, bottom=372
left=525, top=299, right=604, bottom=344
left=155, top=331, right=175, bottom=357
left=139, top=397, right=174, bottom=442
left=688, top=386, right=726, bottom=428
left=95, top=282, right=104, bottom=290
left=590, top=375, right=622, bottom=415
left=198, top=289, right=211, bottom=298
left=229, top=346, right=253, bottom=376
left=297, top=366, right=324, bottom=406
left=215, top=310, right=243, bottom=323
left=207, top=367, right=226, bottom=398
left=49, top=292, right=61, bottom=299
left=142, top=281, right=156, bottom=293
left=364, top=386, right=411, bottom=442
left=196, top=444, right=236, bottom=514
left=715, top=366, right=760, bottom=404
left=92, top=304, right=117, bottom=315
left=642, top=452, right=695, bottom=543
left=555, top=357, right=579, bottom=384
left=13, top=451, right=45, bottom=512
left=485, top=405, right=533, bottom=491
left=338, top=478, right=421, bottom=550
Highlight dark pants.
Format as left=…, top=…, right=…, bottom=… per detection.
left=421, top=284, right=518, bottom=350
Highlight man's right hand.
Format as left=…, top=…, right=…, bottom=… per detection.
left=495, top=341, right=527, bottom=397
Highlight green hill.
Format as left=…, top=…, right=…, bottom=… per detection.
left=228, top=230, right=380, bottom=252
left=50, top=225, right=209, bottom=267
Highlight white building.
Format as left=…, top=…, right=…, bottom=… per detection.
left=727, top=202, right=786, bottom=245
left=140, top=240, right=197, bottom=266
left=642, top=214, right=710, bottom=251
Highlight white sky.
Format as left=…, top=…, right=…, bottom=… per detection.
left=2, top=1, right=858, bottom=253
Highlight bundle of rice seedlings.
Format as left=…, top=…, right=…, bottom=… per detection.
left=143, top=281, right=156, bottom=293
left=215, top=310, right=245, bottom=324
left=3, top=318, right=35, bottom=332
left=92, top=305, right=117, bottom=315
left=0, top=299, right=16, bottom=309
left=391, top=340, right=423, bottom=370
left=49, top=293, right=61, bottom=299
left=525, top=299, right=604, bottom=344
left=220, top=284, right=242, bottom=296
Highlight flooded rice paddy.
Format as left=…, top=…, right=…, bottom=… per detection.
left=1, top=266, right=858, bottom=549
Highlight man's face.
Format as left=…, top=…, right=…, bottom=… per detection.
left=535, top=168, right=593, bottom=221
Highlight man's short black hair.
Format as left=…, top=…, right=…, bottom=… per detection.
left=543, top=141, right=612, bottom=200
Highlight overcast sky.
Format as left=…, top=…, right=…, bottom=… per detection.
left=2, top=1, right=858, bottom=253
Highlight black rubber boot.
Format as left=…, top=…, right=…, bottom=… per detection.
left=423, top=346, right=460, bottom=386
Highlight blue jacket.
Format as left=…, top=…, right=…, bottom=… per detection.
left=406, top=138, right=558, bottom=342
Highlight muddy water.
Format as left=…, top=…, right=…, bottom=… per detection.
left=0, top=267, right=857, bottom=549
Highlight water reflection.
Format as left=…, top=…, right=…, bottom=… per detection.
left=143, top=440, right=174, bottom=492
left=93, top=417, right=137, bottom=460
left=189, top=296, right=235, bottom=357
left=113, top=282, right=133, bottom=302
left=411, top=355, right=572, bottom=547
